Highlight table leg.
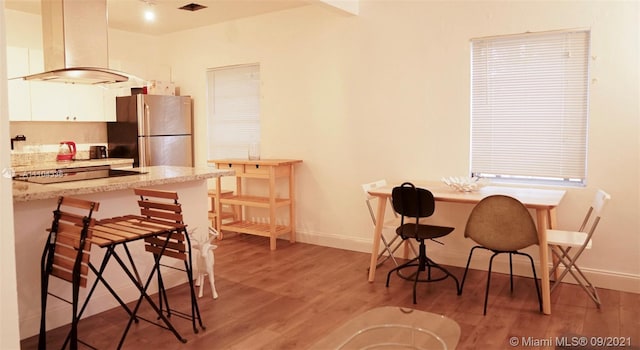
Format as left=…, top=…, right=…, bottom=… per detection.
left=403, top=241, right=410, bottom=260
left=368, top=198, right=387, bottom=282
left=269, top=166, right=277, bottom=250
left=289, top=164, right=297, bottom=244
left=548, top=208, right=561, bottom=281
left=536, top=209, right=551, bottom=315
left=216, top=177, right=223, bottom=240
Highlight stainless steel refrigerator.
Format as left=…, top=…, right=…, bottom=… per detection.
left=107, top=94, right=193, bottom=167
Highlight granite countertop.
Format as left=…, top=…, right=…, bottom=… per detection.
left=13, top=166, right=235, bottom=202
left=12, top=158, right=134, bottom=174
left=208, top=159, right=303, bottom=166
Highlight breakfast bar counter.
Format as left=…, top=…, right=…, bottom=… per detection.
left=11, top=157, right=135, bottom=174
left=12, top=165, right=233, bottom=340
left=13, top=166, right=233, bottom=202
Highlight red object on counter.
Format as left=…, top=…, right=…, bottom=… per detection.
left=56, top=141, right=77, bottom=161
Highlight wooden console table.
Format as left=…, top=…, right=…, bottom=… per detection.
left=209, top=159, right=302, bottom=250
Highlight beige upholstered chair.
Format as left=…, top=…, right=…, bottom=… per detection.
left=460, top=194, right=542, bottom=315
left=547, top=189, right=610, bottom=307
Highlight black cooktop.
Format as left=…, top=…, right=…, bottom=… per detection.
left=14, top=166, right=147, bottom=184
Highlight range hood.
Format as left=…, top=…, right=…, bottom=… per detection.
left=23, top=0, right=133, bottom=85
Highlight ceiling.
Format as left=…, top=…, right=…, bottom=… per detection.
left=3, top=0, right=311, bottom=36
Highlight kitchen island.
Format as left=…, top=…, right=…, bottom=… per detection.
left=11, top=157, right=134, bottom=174
left=12, top=165, right=230, bottom=202
left=12, top=166, right=233, bottom=340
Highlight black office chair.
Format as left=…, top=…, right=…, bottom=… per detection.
left=460, top=195, right=542, bottom=315
left=386, top=182, right=461, bottom=304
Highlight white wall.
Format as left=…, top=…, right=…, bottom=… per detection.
left=161, top=0, right=640, bottom=292
left=1, top=4, right=22, bottom=349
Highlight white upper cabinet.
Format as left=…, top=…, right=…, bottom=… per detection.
left=7, top=47, right=171, bottom=122
left=28, top=49, right=107, bottom=122
left=30, top=82, right=106, bottom=121
left=6, top=46, right=32, bottom=121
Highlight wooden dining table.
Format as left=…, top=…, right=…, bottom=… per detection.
left=367, top=181, right=566, bottom=315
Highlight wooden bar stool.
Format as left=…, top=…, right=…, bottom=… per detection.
left=39, top=196, right=99, bottom=350
left=134, top=188, right=205, bottom=335
left=207, top=189, right=237, bottom=239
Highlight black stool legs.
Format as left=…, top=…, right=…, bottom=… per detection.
left=460, top=246, right=542, bottom=315
left=386, top=239, right=461, bottom=304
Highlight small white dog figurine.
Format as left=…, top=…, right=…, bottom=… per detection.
left=189, top=228, right=219, bottom=299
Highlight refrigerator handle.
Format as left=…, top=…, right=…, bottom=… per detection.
left=141, top=102, right=151, bottom=167
left=144, top=102, right=152, bottom=137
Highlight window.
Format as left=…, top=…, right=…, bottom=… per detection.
left=206, top=64, right=260, bottom=160
left=470, top=29, right=591, bottom=185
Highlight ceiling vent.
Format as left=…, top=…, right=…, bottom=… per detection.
left=179, top=3, right=207, bottom=11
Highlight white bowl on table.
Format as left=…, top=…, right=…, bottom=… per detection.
left=441, top=176, right=484, bottom=192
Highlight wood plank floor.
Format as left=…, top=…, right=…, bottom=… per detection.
left=23, top=234, right=640, bottom=349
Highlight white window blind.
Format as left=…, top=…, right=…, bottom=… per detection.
left=470, top=29, right=590, bottom=184
left=207, top=64, right=260, bottom=160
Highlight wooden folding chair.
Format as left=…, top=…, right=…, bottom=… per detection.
left=207, top=188, right=237, bottom=239
left=39, top=196, right=99, bottom=350
left=134, top=188, right=204, bottom=333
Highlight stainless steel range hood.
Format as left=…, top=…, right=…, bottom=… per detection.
left=23, top=0, right=133, bottom=85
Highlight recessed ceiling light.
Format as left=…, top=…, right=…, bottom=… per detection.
left=140, top=0, right=156, bottom=21
left=144, top=8, right=155, bottom=21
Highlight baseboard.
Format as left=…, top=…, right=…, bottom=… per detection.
left=295, top=230, right=640, bottom=294
left=297, top=230, right=373, bottom=253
